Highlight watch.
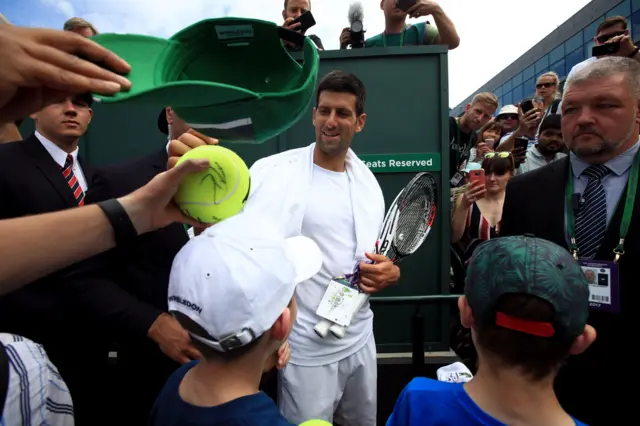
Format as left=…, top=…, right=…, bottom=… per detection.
left=97, top=198, right=139, bottom=247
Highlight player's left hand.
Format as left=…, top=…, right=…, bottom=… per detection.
left=358, top=252, right=401, bottom=293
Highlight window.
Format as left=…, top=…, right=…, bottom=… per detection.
left=607, top=0, right=630, bottom=18
left=503, top=79, right=512, bottom=93
left=584, top=40, right=596, bottom=59
left=535, top=55, right=549, bottom=74
left=512, top=84, right=523, bottom=104
left=512, top=72, right=523, bottom=86
left=634, top=0, right=640, bottom=13
left=522, top=65, right=535, bottom=81
left=494, top=86, right=503, bottom=97
left=523, top=77, right=535, bottom=98
left=565, top=32, right=583, bottom=53
left=566, top=47, right=585, bottom=73
left=550, top=59, right=566, bottom=79
left=549, top=45, right=564, bottom=64
left=503, top=90, right=513, bottom=105
left=584, top=17, right=603, bottom=43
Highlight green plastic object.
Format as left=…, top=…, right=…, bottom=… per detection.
left=91, top=18, right=319, bottom=143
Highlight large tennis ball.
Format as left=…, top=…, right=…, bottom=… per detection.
left=299, top=421, right=332, bottom=426
left=174, top=145, right=250, bottom=224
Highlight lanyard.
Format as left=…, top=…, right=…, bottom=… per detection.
left=382, top=28, right=405, bottom=47
left=565, top=151, right=640, bottom=262
left=455, top=118, right=473, bottom=165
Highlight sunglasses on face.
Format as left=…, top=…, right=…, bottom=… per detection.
left=595, top=30, right=625, bottom=44
left=500, top=114, right=518, bottom=121
left=536, top=82, right=556, bottom=89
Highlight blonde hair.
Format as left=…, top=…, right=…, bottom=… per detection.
left=63, top=17, right=98, bottom=35
left=537, top=71, right=561, bottom=100
left=471, top=92, right=499, bottom=110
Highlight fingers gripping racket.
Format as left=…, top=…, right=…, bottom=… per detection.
left=314, top=172, right=438, bottom=339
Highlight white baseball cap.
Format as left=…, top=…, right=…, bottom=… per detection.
left=168, top=219, right=322, bottom=353
left=496, top=104, right=518, bottom=118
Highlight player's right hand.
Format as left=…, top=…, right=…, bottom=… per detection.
left=0, top=25, right=131, bottom=125
left=167, top=129, right=219, bottom=170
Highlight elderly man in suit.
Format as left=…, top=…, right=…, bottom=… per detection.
left=500, top=57, right=640, bottom=425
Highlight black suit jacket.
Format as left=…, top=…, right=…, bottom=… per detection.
left=500, top=156, right=639, bottom=422
left=87, top=148, right=189, bottom=314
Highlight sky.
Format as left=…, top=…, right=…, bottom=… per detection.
left=1, top=0, right=591, bottom=107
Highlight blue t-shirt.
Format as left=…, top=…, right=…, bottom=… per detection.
left=386, top=378, right=588, bottom=426
left=149, top=360, right=295, bottom=426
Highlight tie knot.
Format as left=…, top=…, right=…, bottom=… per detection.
left=64, top=154, right=73, bottom=169
left=582, top=164, right=610, bottom=180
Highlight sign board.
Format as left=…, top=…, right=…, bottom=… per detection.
left=359, top=153, right=441, bottom=173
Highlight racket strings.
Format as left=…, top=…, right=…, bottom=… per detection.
left=395, top=179, right=437, bottom=255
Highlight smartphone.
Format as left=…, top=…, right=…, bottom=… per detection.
left=592, top=41, right=620, bottom=57
left=469, top=169, right=485, bottom=186
left=290, top=11, right=316, bottom=34
left=520, top=99, right=534, bottom=115
left=395, top=0, right=417, bottom=11
left=514, top=137, right=529, bottom=152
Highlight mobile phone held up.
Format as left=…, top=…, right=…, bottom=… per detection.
left=514, top=137, right=529, bottom=152
left=592, top=41, right=620, bottom=57
left=290, top=11, right=316, bottom=34
left=469, top=169, right=485, bottom=187
left=520, top=99, right=534, bottom=115
left=395, top=0, right=417, bottom=12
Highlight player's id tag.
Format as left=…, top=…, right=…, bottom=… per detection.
left=316, top=278, right=367, bottom=327
left=579, top=260, right=620, bottom=313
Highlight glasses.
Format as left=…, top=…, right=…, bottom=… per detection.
left=595, top=30, right=625, bottom=44
left=500, top=114, right=518, bottom=121
left=536, top=82, right=556, bottom=89
left=484, top=152, right=510, bottom=159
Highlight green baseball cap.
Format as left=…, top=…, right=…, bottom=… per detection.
left=90, top=18, right=319, bottom=143
left=465, top=235, right=590, bottom=339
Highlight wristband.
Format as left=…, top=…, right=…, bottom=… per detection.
left=97, top=198, right=139, bottom=247
left=628, top=47, right=640, bottom=58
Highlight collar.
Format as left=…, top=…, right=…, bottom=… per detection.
left=34, top=130, right=80, bottom=168
left=570, top=139, right=640, bottom=178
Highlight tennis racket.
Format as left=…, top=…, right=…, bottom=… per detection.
left=314, top=172, right=438, bottom=339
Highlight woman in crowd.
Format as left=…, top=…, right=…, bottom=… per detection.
left=533, top=71, right=562, bottom=123
left=469, top=120, right=501, bottom=163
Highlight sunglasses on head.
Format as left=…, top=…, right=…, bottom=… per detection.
left=484, top=152, right=511, bottom=159
left=536, top=82, right=556, bottom=89
left=595, top=30, right=625, bottom=45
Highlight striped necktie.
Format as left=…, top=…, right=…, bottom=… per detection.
left=62, top=154, right=85, bottom=206
left=575, top=164, right=611, bottom=259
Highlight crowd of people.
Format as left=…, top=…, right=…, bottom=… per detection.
left=0, top=1, right=637, bottom=426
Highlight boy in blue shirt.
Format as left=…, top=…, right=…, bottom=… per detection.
left=387, top=236, right=596, bottom=425
left=148, top=219, right=323, bottom=426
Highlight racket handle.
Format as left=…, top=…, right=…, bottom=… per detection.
left=314, top=319, right=332, bottom=338
left=329, top=323, right=347, bottom=339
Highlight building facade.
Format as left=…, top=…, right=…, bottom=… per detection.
left=451, top=0, right=638, bottom=115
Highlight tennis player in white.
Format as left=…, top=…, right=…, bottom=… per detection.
left=245, top=70, right=401, bottom=425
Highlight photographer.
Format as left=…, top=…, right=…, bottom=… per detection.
left=341, top=0, right=459, bottom=50
left=281, top=0, right=324, bottom=51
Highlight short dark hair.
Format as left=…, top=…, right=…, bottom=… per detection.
left=539, top=114, right=561, bottom=134
left=172, top=311, right=264, bottom=362
left=474, top=293, right=575, bottom=381
left=597, top=16, right=627, bottom=34
left=316, top=70, right=366, bottom=116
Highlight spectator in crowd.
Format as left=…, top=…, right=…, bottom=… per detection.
left=149, top=223, right=322, bottom=426
left=451, top=152, right=514, bottom=259
left=387, top=236, right=594, bottom=426
left=495, top=105, right=519, bottom=136
left=500, top=57, right=640, bottom=425
left=568, top=16, right=639, bottom=79
left=63, top=17, right=98, bottom=37
left=516, top=114, right=566, bottom=175
left=469, top=120, right=501, bottom=162
left=340, top=0, right=459, bottom=49
left=534, top=71, right=562, bottom=121
left=281, top=0, right=324, bottom=51
left=449, top=92, right=498, bottom=180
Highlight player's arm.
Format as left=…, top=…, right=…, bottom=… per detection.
left=0, top=158, right=209, bottom=295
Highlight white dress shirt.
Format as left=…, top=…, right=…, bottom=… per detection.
left=35, top=131, right=88, bottom=191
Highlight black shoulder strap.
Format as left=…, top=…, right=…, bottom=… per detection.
left=0, top=342, right=9, bottom=415
left=278, top=27, right=306, bottom=48
left=551, top=99, right=561, bottom=115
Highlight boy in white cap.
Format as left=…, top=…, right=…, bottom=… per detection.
left=148, top=218, right=323, bottom=426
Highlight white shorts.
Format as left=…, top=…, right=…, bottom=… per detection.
left=277, top=333, right=377, bottom=426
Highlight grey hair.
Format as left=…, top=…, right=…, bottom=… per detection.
left=564, top=57, right=640, bottom=99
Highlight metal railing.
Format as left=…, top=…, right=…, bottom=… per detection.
left=370, top=294, right=462, bottom=371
